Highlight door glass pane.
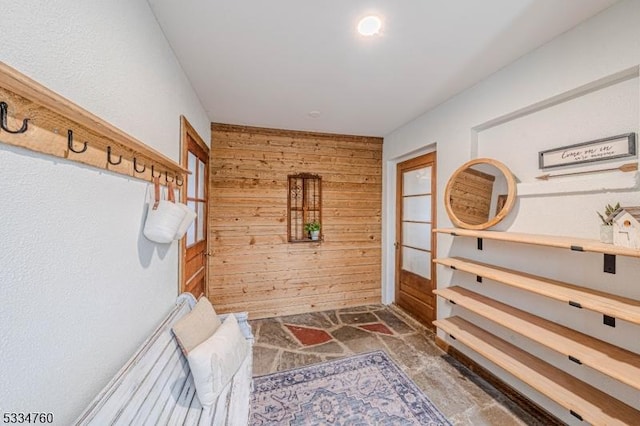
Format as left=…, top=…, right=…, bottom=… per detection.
left=402, top=222, right=431, bottom=250
left=196, top=202, right=205, bottom=242
left=403, top=195, right=431, bottom=222
left=402, top=246, right=431, bottom=279
left=187, top=152, right=197, bottom=199
left=198, top=159, right=205, bottom=198
left=186, top=201, right=196, bottom=246
left=403, top=167, right=431, bottom=196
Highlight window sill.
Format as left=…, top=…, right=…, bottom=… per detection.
left=289, top=238, right=323, bottom=244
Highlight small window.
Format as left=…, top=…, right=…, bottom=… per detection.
left=186, top=149, right=207, bottom=247
left=288, top=174, right=322, bottom=242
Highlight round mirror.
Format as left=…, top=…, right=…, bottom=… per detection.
left=444, top=158, right=516, bottom=230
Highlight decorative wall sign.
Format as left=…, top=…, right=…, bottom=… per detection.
left=538, top=133, right=636, bottom=169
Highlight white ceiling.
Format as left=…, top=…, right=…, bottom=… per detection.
left=148, top=0, right=619, bottom=137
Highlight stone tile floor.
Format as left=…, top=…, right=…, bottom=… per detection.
left=250, top=304, right=548, bottom=426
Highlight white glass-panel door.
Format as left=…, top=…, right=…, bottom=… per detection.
left=401, top=165, right=432, bottom=279
left=395, top=152, right=436, bottom=328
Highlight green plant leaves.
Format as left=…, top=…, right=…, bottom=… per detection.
left=598, top=202, right=620, bottom=225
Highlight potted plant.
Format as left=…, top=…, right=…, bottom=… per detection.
left=597, top=202, right=619, bottom=244
left=304, top=220, right=321, bottom=241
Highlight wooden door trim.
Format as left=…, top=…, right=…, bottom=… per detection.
left=182, top=116, right=209, bottom=156
left=395, top=151, right=437, bottom=326
left=180, top=115, right=210, bottom=296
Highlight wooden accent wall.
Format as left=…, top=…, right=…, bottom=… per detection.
left=209, top=124, right=383, bottom=319
left=449, top=168, right=494, bottom=225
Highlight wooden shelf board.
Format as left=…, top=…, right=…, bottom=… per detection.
left=434, top=228, right=640, bottom=259
left=434, top=316, right=640, bottom=425
left=435, top=286, right=640, bottom=390
left=434, top=257, right=640, bottom=325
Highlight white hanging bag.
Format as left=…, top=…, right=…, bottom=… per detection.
left=174, top=202, right=197, bottom=240
left=170, top=180, right=197, bottom=240
left=143, top=177, right=187, bottom=243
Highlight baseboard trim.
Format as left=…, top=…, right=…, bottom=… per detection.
left=435, top=336, right=564, bottom=426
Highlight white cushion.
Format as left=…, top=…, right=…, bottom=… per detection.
left=187, top=314, right=250, bottom=406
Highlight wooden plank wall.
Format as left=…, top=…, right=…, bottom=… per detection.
left=209, top=124, right=383, bottom=319
left=449, top=168, right=494, bottom=225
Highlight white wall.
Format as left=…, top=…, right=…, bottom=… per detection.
left=383, top=0, right=640, bottom=423
left=0, top=1, right=209, bottom=423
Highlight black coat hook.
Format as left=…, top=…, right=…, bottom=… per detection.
left=107, top=146, right=122, bottom=165
left=67, top=130, right=88, bottom=154
left=151, top=165, right=160, bottom=178
left=176, top=175, right=184, bottom=186
left=133, top=157, right=146, bottom=173
left=0, top=102, right=29, bottom=134
left=165, top=171, right=174, bottom=184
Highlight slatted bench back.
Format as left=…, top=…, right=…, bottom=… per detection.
left=75, top=294, right=253, bottom=426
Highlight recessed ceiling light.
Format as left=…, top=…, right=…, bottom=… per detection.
left=357, top=15, right=382, bottom=36
left=308, top=110, right=321, bottom=118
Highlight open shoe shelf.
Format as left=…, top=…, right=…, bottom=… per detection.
left=434, top=317, right=640, bottom=425
left=434, top=228, right=640, bottom=425
left=434, top=228, right=640, bottom=259
left=435, top=286, right=640, bottom=391
left=434, top=257, right=640, bottom=325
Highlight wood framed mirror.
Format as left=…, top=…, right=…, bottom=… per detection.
left=444, top=158, right=516, bottom=230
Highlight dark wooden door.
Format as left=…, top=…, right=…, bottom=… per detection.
left=181, top=117, right=209, bottom=297
left=395, top=152, right=437, bottom=328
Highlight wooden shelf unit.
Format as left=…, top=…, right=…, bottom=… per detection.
left=434, top=257, right=640, bottom=325
left=434, top=317, right=640, bottom=426
left=433, top=228, right=640, bottom=424
left=435, top=286, right=640, bottom=391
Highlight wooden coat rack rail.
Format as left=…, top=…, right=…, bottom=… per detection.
left=0, top=62, right=189, bottom=184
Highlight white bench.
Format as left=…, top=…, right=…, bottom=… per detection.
left=74, top=293, right=254, bottom=425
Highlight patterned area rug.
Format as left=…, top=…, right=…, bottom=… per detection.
left=250, top=350, right=451, bottom=425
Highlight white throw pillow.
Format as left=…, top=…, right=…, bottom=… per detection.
left=187, top=314, right=249, bottom=407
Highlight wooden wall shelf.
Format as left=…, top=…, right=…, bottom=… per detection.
left=434, top=228, right=640, bottom=259
left=434, top=316, right=640, bottom=425
left=0, top=62, right=188, bottom=183
left=435, top=286, right=640, bottom=391
left=435, top=257, right=640, bottom=325
left=434, top=227, right=640, bottom=423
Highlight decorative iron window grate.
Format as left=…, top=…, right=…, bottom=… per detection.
left=287, top=173, right=322, bottom=242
